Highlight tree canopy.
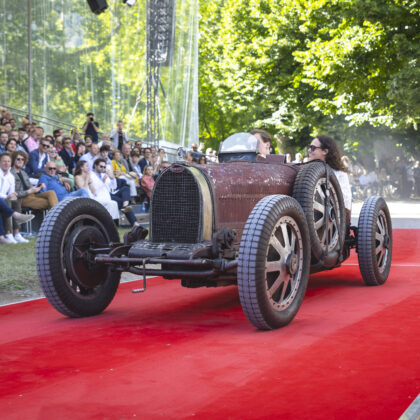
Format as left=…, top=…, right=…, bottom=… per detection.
left=199, top=0, right=420, bottom=156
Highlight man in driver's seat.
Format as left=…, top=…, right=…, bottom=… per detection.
left=251, top=129, right=272, bottom=159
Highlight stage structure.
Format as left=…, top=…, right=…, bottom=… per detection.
left=146, top=0, right=175, bottom=145
left=0, top=0, right=199, bottom=147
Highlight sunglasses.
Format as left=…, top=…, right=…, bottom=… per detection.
left=42, top=144, right=50, bottom=148
left=98, top=165, right=106, bottom=169
left=15, top=157, right=25, bottom=161
left=307, top=145, right=323, bottom=152
left=47, top=167, right=57, bottom=171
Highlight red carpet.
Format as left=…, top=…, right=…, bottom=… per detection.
left=0, top=229, right=419, bottom=419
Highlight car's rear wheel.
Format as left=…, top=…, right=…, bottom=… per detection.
left=238, top=195, right=310, bottom=330
left=36, top=197, right=121, bottom=317
left=293, top=161, right=346, bottom=264
left=357, top=196, right=392, bottom=285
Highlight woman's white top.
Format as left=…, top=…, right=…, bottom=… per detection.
left=332, top=169, right=352, bottom=211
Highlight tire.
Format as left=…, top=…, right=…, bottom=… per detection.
left=238, top=195, right=310, bottom=330
left=357, top=196, right=392, bottom=285
left=293, top=161, right=346, bottom=263
left=36, top=197, right=121, bottom=317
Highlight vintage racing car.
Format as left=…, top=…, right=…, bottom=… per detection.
left=36, top=133, right=393, bottom=330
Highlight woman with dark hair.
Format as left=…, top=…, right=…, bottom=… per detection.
left=74, top=143, right=86, bottom=165
left=307, top=135, right=352, bottom=220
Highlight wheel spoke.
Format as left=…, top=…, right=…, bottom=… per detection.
left=375, top=243, right=384, bottom=256
left=314, top=217, right=324, bottom=230
left=270, top=235, right=286, bottom=257
left=375, top=232, right=383, bottom=242
left=281, top=224, right=291, bottom=250
left=316, top=184, right=325, bottom=201
left=313, top=200, right=325, bottom=214
left=266, top=260, right=282, bottom=273
left=267, top=270, right=289, bottom=299
left=377, top=249, right=385, bottom=267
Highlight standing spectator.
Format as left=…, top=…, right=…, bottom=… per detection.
left=12, top=151, right=58, bottom=210
left=38, top=162, right=89, bottom=202
left=26, top=138, right=51, bottom=177
left=110, top=120, right=129, bottom=151
left=82, top=113, right=99, bottom=143
left=59, top=136, right=77, bottom=173
left=0, top=198, right=34, bottom=244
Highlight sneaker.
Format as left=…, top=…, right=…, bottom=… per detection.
left=12, top=213, right=35, bottom=225
left=0, top=236, right=12, bottom=244
left=121, top=206, right=133, bottom=214
left=5, top=234, right=18, bottom=244
left=14, top=233, right=29, bottom=243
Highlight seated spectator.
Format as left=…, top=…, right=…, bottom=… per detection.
left=130, top=151, right=143, bottom=179
left=198, top=155, right=207, bottom=165
left=24, top=128, right=41, bottom=153
left=74, top=143, right=86, bottom=165
left=98, top=145, right=111, bottom=163
left=141, top=165, right=155, bottom=210
left=293, top=152, right=303, bottom=163
left=0, top=152, right=29, bottom=243
left=59, top=136, right=77, bottom=173
left=139, top=148, right=152, bottom=172
left=79, top=143, right=100, bottom=171
left=12, top=151, right=58, bottom=210
left=38, top=161, right=89, bottom=202
left=74, top=160, right=118, bottom=222
left=26, top=138, right=52, bottom=177
left=121, top=143, right=134, bottom=170
left=91, top=158, right=137, bottom=226
left=5, top=138, right=18, bottom=153
left=112, top=150, right=137, bottom=202
left=190, top=143, right=202, bottom=161
left=0, top=131, right=8, bottom=153
left=0, top=198, right=34, bottom=244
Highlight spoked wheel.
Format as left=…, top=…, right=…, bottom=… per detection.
left=293, top=161, right=346, bottom=263
left=357, top=196, right=392, bottom=285
left=36, top=197, right=121, bottom=317
left=238, top=195, right=310, bottom=330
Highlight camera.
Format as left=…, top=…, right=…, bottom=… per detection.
left=90, top=117, right=94, bottom=122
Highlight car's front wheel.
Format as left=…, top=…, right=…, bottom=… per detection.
left=36, top=197, right=121, bottom=317
left=238, top=195, right=310, bottom=330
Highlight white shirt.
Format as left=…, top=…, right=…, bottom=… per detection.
left=90, top=171, right=113, bottom=202
left=333, top=169, right=352, bottom=211
left=0, top=168, right=15, bottom=198
left=80, top=152, right=99, bottom=171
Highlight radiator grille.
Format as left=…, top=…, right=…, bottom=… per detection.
left=151, top=167, right=202, bottom=243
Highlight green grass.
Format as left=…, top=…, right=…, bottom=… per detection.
left=0, top=228, right=128, bottom=294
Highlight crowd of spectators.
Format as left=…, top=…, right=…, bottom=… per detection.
left=2, top=106, right=419, bottom=245
left=0, top=108, right=174, bottom=245
left=340, top=155, right=420, bottom=201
